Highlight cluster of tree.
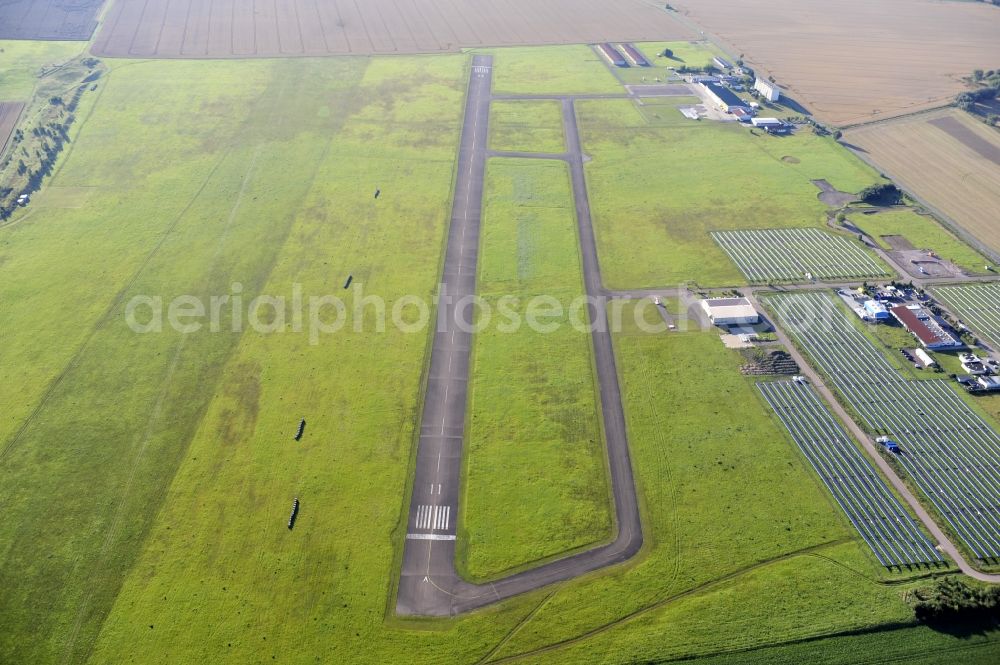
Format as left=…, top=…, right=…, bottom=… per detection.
left=913, top=578, right=1000, bottom=625
left=858, top=183, right=902, bottom=206
left=957, top=69, right=1000, bottom=125
left=956, top=87, right=998, bottom=110
left=0, top=81, right=91, bottom=221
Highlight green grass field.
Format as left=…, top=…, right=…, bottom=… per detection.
left=634, top=95, right=703, bottom=125
left=0, top=40, right=87, bottom=100
left=637, top=40, right=729, bottom=71
left=489, top=100, right=566, bottom=153
left=5, top=42, right=1000, bottom=665
left=0, top=53, right=493, bottom=664
left=459, top=158, right=611, bottom=580
left=484, top=44, right=622, bottom=95
left=577, top=99, right=882, bottom=288
left=481, top=323, right=925, bottom=661
left=847, top=209, right=991, bottom=275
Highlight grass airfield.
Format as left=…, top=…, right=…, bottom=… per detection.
left=460, top=158, right=612, bottom=580
left=577, top=97, right=883, bottom=288
left=1, top=40, right=1000, bottom=665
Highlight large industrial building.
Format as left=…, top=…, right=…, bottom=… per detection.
left=699, top=81, right=750, bottom=113
left=754, top=78, right=780, bottom=102
left=701, top=297, right=760, bottom=326
left=890, top=304, right=962, bottom=350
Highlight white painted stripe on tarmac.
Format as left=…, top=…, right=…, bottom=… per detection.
left=406, top=533, right=457, bottom=541
left=415, top=504, right=452, bottom=531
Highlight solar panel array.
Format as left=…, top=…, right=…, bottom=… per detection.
left=768, top=292, right=1000, bottom=560
left=712, top=228, right=890, bottom=282
left=759, top=380, right=942, bottom=567
left=935, top=283, right=1000, bottom=348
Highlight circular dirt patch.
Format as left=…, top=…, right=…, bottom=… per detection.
left=781, top=155, right=800, bottom=164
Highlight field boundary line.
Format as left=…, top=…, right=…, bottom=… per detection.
left=61, top=145, right=262, bottom=662
left=476, top=584, right=564, bottom=665
left=0, top=148, right=230, bottom=464
left=838, top=104, right=957, bottom=132
left=483, top=537, right=853, bottom=664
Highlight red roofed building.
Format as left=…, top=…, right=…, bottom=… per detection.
left=619, top=43, right=649, bottom=67
left=890, top=304, right=962, bottom=350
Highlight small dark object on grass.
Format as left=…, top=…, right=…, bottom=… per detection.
left=295, top=418, right=305, bottom=441
left=375, top=188, right=380, bottom=199
left=288, top=498, right=300, bottom=529
left=344, top=275, right=353, bottom=289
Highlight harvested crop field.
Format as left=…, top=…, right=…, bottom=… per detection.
left=671, top=0, right=1000, bottom=126
left=0, top=102, right=24, bottom=154
left=0, top=0, right=102, bottom=41
left=92, top=0, right=694, bottom=58
left=844, top=109, right=1000, bottom=258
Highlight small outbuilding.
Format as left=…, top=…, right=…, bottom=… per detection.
left=713, top=56, right=733, bottom=70
left=597, top=43, right=627, bottom=67
left=619, top=43, right=650, bottom=67
left=914, top=348, right=937, bottom=369
left=750, top=117, right=782, bottom=128
left=863, top=300, right=889, bottom=321
left=700, top=297, right=760, bottom=326
left=976, top=376, right=1000, bottom=392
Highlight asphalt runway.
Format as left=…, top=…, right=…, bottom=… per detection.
left=396, top=56, right=643, bottom=616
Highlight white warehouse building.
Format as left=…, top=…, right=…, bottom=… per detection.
left=700, top=297, right=760, bottom=326
left=754, top=78, right=780, bottom=102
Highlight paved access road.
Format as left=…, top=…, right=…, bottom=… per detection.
left=396, top=56, right=643, bottom=616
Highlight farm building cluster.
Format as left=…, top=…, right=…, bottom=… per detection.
left=838, top=285, right=1000, bottom=393
left=694, top=80, right=788, bottom=130
left=678, top=55, right=786, bottom=129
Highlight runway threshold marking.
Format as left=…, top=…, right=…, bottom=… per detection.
left=415, top=504, right=452, bottom=530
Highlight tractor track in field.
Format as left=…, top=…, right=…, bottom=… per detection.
left=483, top=537, right=856, bottom=664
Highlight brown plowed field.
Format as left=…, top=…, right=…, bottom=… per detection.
left=845, top=109, right=1000, bottom=256
left=91, top=0, right=694, bottom=58
left=0, top=102, right=25, bottom=156
left=0, top=0, right=103, bottom=41
left=672, top=0, right=1000, bottom=126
